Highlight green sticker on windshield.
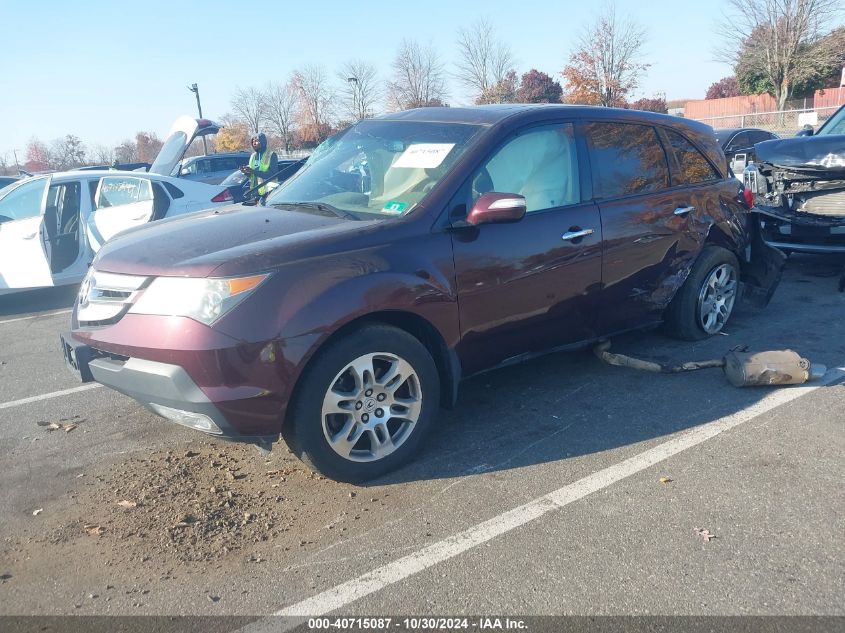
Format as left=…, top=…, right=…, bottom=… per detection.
left=383, top=201, right=407, bottom=214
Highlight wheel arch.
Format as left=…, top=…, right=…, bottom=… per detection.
left=282, top=309, right=461, bottom=434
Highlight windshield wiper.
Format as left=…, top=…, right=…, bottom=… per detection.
left=271, top=201, right=358, bottom=221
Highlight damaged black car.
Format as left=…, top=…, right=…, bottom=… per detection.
left=744, top=103, right=845, bottom=257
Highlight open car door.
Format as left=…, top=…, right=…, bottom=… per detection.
left=85, top=176, right=155, bottom=251
left=0, top=176, right=54, bottom=291
left=148, top=116, right=223, bottom=178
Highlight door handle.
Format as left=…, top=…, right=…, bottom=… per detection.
left=561, top=228, right=594, bottom=241
left=673, top=206, right=695, bottom=216
left=23, top=232, right=38, bottom=240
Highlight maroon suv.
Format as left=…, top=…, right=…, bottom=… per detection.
left=62, top=106, right=783, bottom=482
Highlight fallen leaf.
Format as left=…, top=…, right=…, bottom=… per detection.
left=85, top=525, right=105, bottom=537
left=63, top=424, right=78, bottom=433
left=694, top=527, right=716, bottom=542
left=32, top=508, right=43, bottom=516
left=116, top=500, right=137, bottom=509
left=46, top=423, right=62, bottom=431
left=659, top=477, right=673, bottom=484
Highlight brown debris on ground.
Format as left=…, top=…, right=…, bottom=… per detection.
left=31, top=442, right=387, bottom=568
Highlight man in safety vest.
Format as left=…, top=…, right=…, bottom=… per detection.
left=240, top=132, right=278, bottom=200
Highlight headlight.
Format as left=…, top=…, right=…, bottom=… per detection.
left=129, top=274, right=269, bottom=325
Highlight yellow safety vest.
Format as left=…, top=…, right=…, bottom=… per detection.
left=249, top=151, right=274, bottom=195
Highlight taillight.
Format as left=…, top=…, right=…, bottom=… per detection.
left=742, top=187, right=754, bottom=210
left=211, top=189, right=233, bottom=203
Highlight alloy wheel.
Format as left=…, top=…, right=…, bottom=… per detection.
left=697, top=263, right=738, bottom=334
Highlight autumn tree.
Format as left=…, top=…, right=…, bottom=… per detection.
left=720, top=0, right=842, bottom=110
left=215, top=114, right=251, bottom=152
left=24, top=138, right=52, bottom=172
left=134, top=132, right=163, bottom=163
left=561, top=4, right=650, bottom=107
left=338, top=60, right=380, bottom=123
left=387, top=39, right=449, bottom=110
left=455, top=17, right=515, bottom=102
left=628, top=96, right=667, bottom=113
left=230, top=86, right=267, bottom=134
left=516, top=69, right=563, bottom=103
left=475, top=70, right=518, bottom=104
left=705, top=76, right=740, bottom=99
left=292, top=65, right=335, bottom=144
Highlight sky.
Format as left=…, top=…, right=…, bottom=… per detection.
left=0, top=0, right=737, bottom=162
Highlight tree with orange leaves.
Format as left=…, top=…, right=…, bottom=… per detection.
left=561, top=4, right=650, bottom=107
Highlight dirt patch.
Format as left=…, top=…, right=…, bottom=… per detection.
left=32, top=442, right=390, bottom=567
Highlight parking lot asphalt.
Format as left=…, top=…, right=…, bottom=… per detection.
left=0, top=255, right=843, bottom=621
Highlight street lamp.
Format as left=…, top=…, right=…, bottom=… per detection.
left=347, top=76, right=360, bottom=121
left=187, top=82, right=209, bottom=156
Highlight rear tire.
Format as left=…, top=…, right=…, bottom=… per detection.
left=283, top=324, right=440, bottom=483
left=665, top=246, right=740, bottom=341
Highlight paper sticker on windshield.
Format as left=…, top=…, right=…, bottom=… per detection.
left=393, top=143, right=455, bottom=169
left=383, top=201, right=408, bottom=213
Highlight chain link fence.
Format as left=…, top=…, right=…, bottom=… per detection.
left=690, top=105, right=840, bottom=135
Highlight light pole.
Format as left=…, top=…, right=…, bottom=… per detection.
left=347, top=76, right=360, bottom=121
left=187, top=83, right=209, bottom=156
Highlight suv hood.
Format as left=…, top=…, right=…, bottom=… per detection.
left=93, top=205, right=378, bottom=277
left=148, top=116, right=223, bottom=177
left=755, top=135, right=845, bottom=174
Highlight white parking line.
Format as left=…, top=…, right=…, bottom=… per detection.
left=0, top=384, right=102, bottom=410
left=0, top=309, right=72, bottom=326
left=242, top=367, right=845, bottom=630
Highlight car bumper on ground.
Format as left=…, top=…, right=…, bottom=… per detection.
left=755, top=207, right=845, bottom=254
left=60, top=330, right=283, bottom=443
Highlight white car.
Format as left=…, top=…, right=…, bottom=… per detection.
left=0, top=117, right=234, bottom=295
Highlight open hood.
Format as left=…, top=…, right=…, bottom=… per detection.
left=148, top=116, right=223, bottom=177
left=754, top=135, right=845, bottom=174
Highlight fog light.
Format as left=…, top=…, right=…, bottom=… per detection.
left=149, top=403, right=222, bottom=435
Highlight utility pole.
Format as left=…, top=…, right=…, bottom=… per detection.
left=347, top=76, right=360, bottom=121
left=187, top=83, right=209, bottom=156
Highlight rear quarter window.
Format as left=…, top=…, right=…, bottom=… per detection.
left=663, top=129, right=721, bottom=186
left=584, top=122, right=670, bottom=199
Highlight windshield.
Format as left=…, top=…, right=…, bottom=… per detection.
left=817, top=106, right=845, bottom=136
left=265, top=120, right=485, bottom=217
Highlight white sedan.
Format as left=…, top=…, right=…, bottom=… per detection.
left=0, top=117, right=235, bottom=295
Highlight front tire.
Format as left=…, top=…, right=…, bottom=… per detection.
left=284, top=324, right=440, bottom=483
left=665, top=246, right=740, bottom=340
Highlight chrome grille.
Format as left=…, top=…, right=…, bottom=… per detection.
left=77, top=271, right=148, bottom=325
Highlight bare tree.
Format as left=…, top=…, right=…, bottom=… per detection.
left=719, top=0, right=842, bottom=110
left=114, top=140, right=137, bottom=164
left=49, top=135, right=86, bottom=170
left=230, top=86, right=267, bottom=134
left=292, top=65, right=336, bottom=144
left=454, top=17, right=515, bottom=101
left=264, top=80, right=300, bottom=152
left=387, top=39, right=449, bottom=110
left=338, top=60, right=380, bottom=122
left=561, top=3, right=649, bottom=107
left=91, top=144, right=115, bottom=165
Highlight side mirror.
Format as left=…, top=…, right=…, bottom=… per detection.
left=180, top=167, right=190, bottom=176
left=467, top=193, right=527, bottom=226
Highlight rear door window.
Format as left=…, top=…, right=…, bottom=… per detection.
left=96, top=177, right=153, bottom=209
left=584, top=122, right=670, bottom=199
left=663, top=129, right=720, bottom=186
left=726, top=132, right=749, bottom=151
